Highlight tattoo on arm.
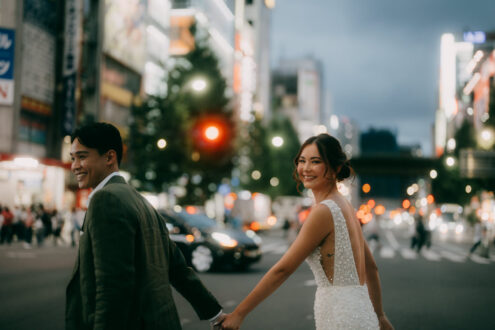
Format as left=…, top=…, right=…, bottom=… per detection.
left=327, top=253, right=334, bottom=258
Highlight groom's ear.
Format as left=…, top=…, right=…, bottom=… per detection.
left=105, top=150, right=118, bottom=166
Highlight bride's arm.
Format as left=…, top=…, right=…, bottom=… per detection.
left=364, top=241, right=393, bottom=330
left=221, top=204, right=333, bottom=329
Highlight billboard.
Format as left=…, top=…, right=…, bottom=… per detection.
left=103, top=0, right=146, bottom=73
left=0, top=27, right=15, bottom=105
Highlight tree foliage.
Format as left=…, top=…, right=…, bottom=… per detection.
left=238, top=112, right=301, bottom=198
left=128, top=27, right=235, bottom=204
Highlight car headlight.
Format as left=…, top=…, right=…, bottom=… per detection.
left=211, top=232, right=238, bottom=248
left=455, top=224, right=464, bottom=234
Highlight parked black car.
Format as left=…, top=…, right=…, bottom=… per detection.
left=160, top=211, right=262, bottom=272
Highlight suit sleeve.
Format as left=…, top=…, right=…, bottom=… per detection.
left=167, top=233, right=222, bottom=320
left=88, top=191, right=136, bottom=330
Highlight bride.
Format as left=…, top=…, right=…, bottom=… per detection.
left=219, top=134, right=393, bottom=330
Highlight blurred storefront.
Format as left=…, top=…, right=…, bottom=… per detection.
left=0, top=153, right=70, bottom=210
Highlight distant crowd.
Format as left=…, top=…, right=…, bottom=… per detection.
left=0, top=204, right=85, bottom=248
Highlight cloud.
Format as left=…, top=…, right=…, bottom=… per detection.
left=271, top=0, right=495, bottom=155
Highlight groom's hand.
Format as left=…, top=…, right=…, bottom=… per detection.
left=210, top=312, right=227, bottom=330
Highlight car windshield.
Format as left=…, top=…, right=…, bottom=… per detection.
left=441, top=213, right=456, bottom=222
left=178, top=212, right=217, bottom=230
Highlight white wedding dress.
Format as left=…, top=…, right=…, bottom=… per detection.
left=306, top=200, right=379, bottom=330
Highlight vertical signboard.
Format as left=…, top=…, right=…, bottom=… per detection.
left=62, top=0, right=82, bottom=135
left=0, top=28, right=15, bottom=105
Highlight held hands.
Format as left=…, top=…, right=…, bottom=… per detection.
left=219, top=312, right=244, bottom=330
left=210, top=312, right=227, bottom=330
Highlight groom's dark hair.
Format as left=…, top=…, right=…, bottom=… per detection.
left=71, top=122, right=123, bottom=166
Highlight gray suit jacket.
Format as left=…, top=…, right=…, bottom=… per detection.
left=66, top=176, right=221, bottom=329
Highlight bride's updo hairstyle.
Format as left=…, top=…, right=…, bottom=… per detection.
left=293, top=133, right=353, bottom=189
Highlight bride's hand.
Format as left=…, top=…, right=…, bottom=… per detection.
left=220, top=312, right=244, bottom=330
left=378, top=314, right=394, bottom=330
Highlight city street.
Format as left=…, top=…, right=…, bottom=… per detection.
left=1, top=227, right=495, bottom=330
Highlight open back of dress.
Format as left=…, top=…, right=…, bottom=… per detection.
left=306, top=199, right=379, bottom=329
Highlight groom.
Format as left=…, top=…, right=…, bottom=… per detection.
left=66, top=122, right=224, bottom=329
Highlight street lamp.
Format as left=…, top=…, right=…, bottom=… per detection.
left=446, top=138, right=456, bottom=152
left=429, top=169, right=438, bottom=179
left=445, top=156, right=456, bottom=167
left=157, top=138, right=167, bottom=149
left=271, top=136, right=284, bottom=148
left=479, top=128, right=494, bottom=149
left=190, top=77, right=207, bottom=93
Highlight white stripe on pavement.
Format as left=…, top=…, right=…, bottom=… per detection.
left=469, top=254, right=491, bottom=264
left=420, top=249, right=442, bottom=261
left=400, top=248, right=418, bottom=260
left=439, top=250, right=466, bottom=263
left=304, top=279, right=316, bottom=287
left=271, top=246, right=289, bottom=255
left=379, top=246, right=396, bottom=258
left=384, top=231, right=400, bottom=250
left=261, top=242, right=288, bottom=254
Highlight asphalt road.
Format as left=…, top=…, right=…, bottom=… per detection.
left=1, top=226, right=494, bottom=330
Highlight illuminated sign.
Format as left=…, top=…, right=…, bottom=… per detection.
left=463, top=31, right=486, bottom=44
left=0, top=28, right=15, bottom=105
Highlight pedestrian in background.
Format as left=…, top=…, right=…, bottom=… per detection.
left=66, top=122, right=224, bottom=329
left=411, top=212, right=427, bottom=253
left=23, top=206, right=35, bottom=249
left=51, top=209, right=64, bottom=246
left=0, top=206, right=14, bottom=244
left=34, top=207, right=45, bottom=247
left=69, top=206, right=82, bottom=247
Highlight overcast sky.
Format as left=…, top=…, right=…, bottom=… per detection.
left=271, top=0, right=495, bottom=155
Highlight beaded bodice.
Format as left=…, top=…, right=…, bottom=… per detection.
left=306, top=199, right=360, bottom=287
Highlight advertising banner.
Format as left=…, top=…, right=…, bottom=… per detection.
left=62, top=0, right=82, bottom=135
left=0, top=27, right=15, bottom=105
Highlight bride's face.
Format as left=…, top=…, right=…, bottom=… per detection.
left=296, top=144, right=333, bottom=190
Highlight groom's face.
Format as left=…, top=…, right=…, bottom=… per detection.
left=70, top=138, right=110, bottom=189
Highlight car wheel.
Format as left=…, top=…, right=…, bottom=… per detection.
left=191, top=245, right=214, bottom=272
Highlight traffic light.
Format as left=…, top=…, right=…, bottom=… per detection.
left=191, top=114, right=232, bottom=155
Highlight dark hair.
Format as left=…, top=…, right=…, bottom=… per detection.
left=71, top=122, right=123, bottom=165
left=292, top=133, right=353, bottom=187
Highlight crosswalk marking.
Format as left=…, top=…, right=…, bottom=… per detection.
left=384, top=231, right=400, bottom=250
left=439, top=250, right=466, bottom=263
left=258, top=231, right=494, bottom=266
left=420, top=249, right=442, bottom=261
left=379, top=246, right=395, bottom=258
left=400, top=248, right=417, bottom=260
left=304, top=279, right=316, bottom=286
left=470, top=254, right=491, bottom=264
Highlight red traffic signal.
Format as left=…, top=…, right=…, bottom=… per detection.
left=191, top=115, right=231, bottom=153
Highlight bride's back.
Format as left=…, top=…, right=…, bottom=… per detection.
left=317, top=196, right=366, bottom=286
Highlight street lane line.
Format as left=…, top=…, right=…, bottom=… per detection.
left=368, top=240, right=378, bottom=253
left=400, top=248, right=418, bottom=260
left=271, top=246, right=289, bottom=254
left=420, top=249, right=441, bottom=261
left=469, top=254, right=491, bottom=264
left=384, top=231, right=400, bottom=250
left=379, top=246, right=395, bottom=258
left=222, top=300, right=237, bottom=307
left=440, top=250, right=465, bottom=263
left=5, top=251, right=35, bottom=258
left=304, top=279, right=316, bottom=287
left=261, top=242, right=287, bottom=253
